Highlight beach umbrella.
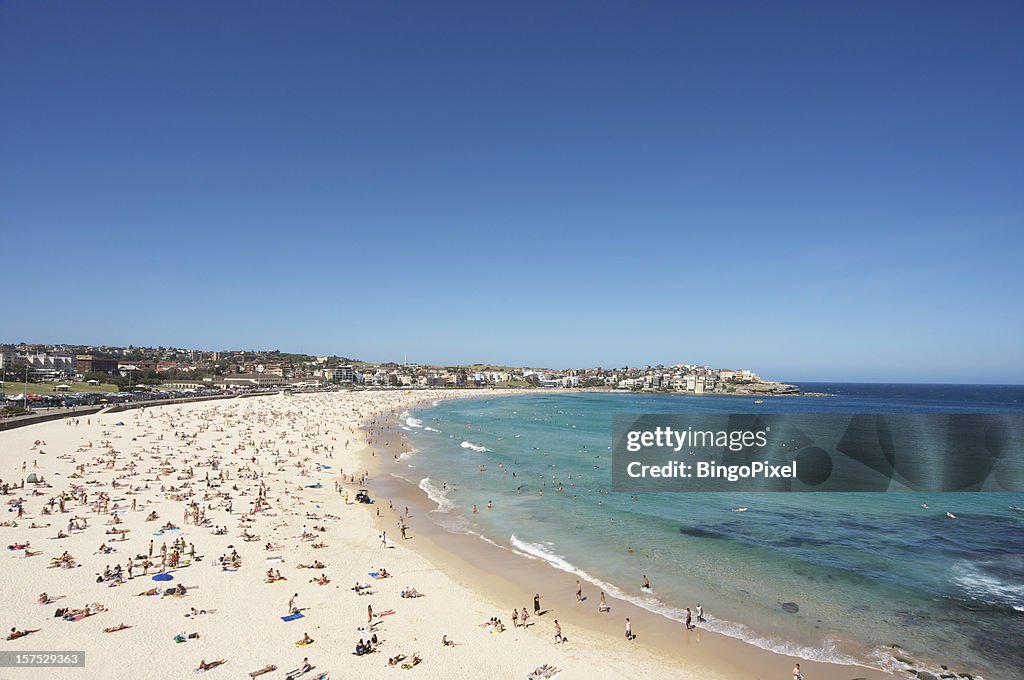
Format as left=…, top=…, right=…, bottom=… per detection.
left=26, top=473, right=40, bottom=483
left=152, top=573, right=173, bottom=582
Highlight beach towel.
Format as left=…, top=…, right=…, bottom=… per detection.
left=281, top=612, right=304, bottom=622
left=376, top=609, right=396, bottom=617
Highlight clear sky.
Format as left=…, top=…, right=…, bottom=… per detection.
left=1, top=1, right=1022, bottom=382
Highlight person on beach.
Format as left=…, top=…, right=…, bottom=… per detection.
left=534, top=593, right=541, bottom=615
left=642, top=574, right=650, bottom=589
left=696, top=603, right=705, bottom=623
left=792, top=663, right=803, bottom=680
left=521, top=607, right=529, bottom=627
left=599, top=591, right=608, bottom=612
left=685, top=607, right=695, bottom=630
left=197, top=659, right=226, bottom=672
left=553, top=619, right=563, bottom=644
left=288, top=593, right=298, bottom=614
left=367, top=603, right=373, bottom=623
left=625, top=618, right=633, bottom=640
left=512, top=609, right=519, bottom=627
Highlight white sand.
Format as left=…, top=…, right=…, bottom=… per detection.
left=0, top=390, right=716, bottom=680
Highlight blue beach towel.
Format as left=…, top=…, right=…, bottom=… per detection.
left=281, top=612, right=304, bottom=622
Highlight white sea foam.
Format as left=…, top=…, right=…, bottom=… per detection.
left=418, top=477, right=454, bottom=513
left=460, top=441, right=489, bottom=452
left=405, top=416, right=424, bottom=429
left=951, top=560, right=1024, bottom=606
left=508, top=534, right=864, bottom=667
left=424, top=426, right=440, bottom=432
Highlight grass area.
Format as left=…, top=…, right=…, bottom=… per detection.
left=0, top=381, right=120, bottom=395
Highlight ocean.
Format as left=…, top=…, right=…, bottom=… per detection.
left=395, top=384, right=1024, bottom=679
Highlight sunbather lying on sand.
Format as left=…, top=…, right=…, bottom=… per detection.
left=528, top=664, right=562, bottom=680
left=286, top=657, right=314, bottom=679
left=249, top=663, right=276, bottom=678
left=7, top=627, right=39, bottom=640
left=197, top=659, right=226, bottom=672
left=103, top=623, right=131, bottom=633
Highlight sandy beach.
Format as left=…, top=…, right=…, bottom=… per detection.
left=1, top=390, right=891, bottom=680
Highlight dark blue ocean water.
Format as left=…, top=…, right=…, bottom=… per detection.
left=399, top=385, right=1024, bottom=679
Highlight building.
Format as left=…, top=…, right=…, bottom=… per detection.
left=333, top=365, right=356, bottom=383
left=216, top=374, right=283, bottom=389
left=160, top=380, right=207, bottom=390
left=76, top=355, right=119, bottom=374
left=26, top=354, right=76, bottom=380
left=0, top=352, right=26, bottom=372
left=1, top=353, right=75, bottom=380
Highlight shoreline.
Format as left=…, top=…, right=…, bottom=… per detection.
left=360, top=394, right=897, bottom=680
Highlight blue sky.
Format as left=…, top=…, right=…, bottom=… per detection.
left=1, top=1, right=1022, bottom=382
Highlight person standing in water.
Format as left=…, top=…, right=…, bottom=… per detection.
left=642, top=574, right=650, bottom=589
left=685, top=607, right=695, bottom=630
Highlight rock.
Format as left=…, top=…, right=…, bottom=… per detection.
left=895, top=657, right=917, bottom=665
left=781, top=602, right=799, bottom=613
left=916, top=672, right=939, bottom=680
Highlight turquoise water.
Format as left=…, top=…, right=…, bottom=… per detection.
left=398, top=386, right=1024, bottom=679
